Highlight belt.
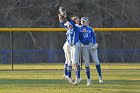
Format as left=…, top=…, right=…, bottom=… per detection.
left=70, top=44, right=74, bottom=46
left=83, top=42, right=90, bottom=45
left=70, top=43, right=75, bottom=46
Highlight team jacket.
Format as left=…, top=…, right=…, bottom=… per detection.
left=79, top=26, right=96, bottom=44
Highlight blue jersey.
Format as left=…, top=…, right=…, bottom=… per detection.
left=60, top=20, right=80, bottom=45
left=79, top=26, right=96, bottom=44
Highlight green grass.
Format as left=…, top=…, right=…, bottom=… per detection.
left=0, top=63, right=140, bottom=70
left=0, top=63, right=140, bottom=93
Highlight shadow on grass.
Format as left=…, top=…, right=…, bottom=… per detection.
left=0, top=79, right=65, bottom=85
left=0, top=79, right=139, bottom=86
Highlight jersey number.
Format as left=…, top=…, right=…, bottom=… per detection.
left=83, top=33, right=88, bottom=38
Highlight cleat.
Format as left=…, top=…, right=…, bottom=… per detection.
left=65, top=76, right=73, bottom=84
left=99, top=76, right=103, bottom=84
left=87, top=79, right=91, bottom=86
left=73, top=78, right=82, bottom=85
left=63, top=75, right=67, bottom=79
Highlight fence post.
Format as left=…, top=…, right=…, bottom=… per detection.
left=10, top=31, right=14, bottom=70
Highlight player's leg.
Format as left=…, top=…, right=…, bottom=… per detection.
left=90, top=49, right=103, bottom=84
left=66, top=44, right=72, bottom=78
left=81, top=45, right=91, bottom=86
left=72, top=43, right=82, bottom=85
left=65, top=60, right=73, bottom=84
left=64, top=44, right=73, bottom=84
left=67, top=60, right=72, bottom=78
left=63, top=42, right=68, bottom=77
left=63, top=42, right=71, bottom=78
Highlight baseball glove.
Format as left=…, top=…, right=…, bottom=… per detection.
left=91, top=43, right=98, bottom=52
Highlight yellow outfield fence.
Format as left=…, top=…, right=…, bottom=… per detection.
left=0, top=27, right=139, bottom=70
left=0, top=28, right=140, bottom=32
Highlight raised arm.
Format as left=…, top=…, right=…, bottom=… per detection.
left=65, top=16, right=76, bottom=28
left=58, top=14, right=68, bottom=29
left=59, top=8, right=76, bottom=28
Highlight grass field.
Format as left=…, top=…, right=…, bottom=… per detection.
left=0, top=63, right=140, bottom=93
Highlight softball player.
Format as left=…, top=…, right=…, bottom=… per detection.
left=58, top=14, right=73, bottom=84
left=79, top=17, right=103, bottom=86
left=58, top=14, right=82, bottom=85
left=68, top=16, right=82, bottom=85
left=65, top=16, right=82, bottom=85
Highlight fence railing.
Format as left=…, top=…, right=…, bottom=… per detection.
left=0, top=28, right=140, bottom=32
left=0, top=28, right=139, bottom=70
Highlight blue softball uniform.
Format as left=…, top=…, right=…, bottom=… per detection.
left=79, top=26, right=96, bottom=44
left=60, top=20, right=80, bottom=46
